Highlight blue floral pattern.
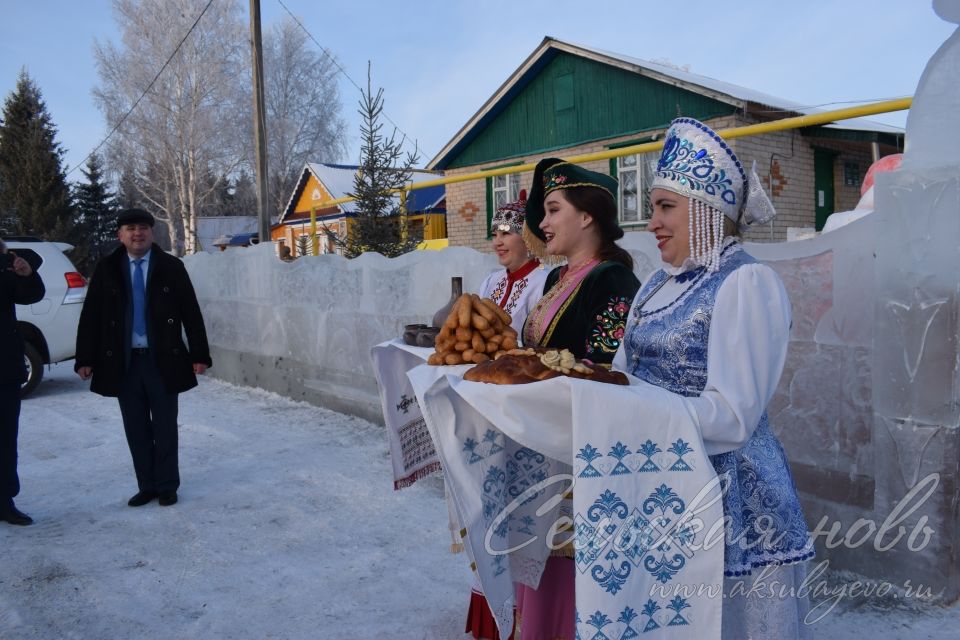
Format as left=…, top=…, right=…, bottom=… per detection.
left=463, top=433, right=551, bottom=543
left=576, top=598, right=690, bottom=639
left=623, top=240, right=814, bottom=576
left=655, top=117, right=746, bottom=210
left=573, top=438, right=696, bottom=477
left=575, top=484, right=697, bottom=592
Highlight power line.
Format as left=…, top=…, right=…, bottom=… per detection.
left=66, top=0, right=217, bottom=178
left=275, top=0, right=418, bottom=154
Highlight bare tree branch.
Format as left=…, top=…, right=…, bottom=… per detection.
left=93, top=0, right=247, bottom=254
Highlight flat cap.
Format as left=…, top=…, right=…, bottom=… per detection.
left=116, top=208, right=155, bottom=228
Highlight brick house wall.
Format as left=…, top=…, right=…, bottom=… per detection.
left=731, top=119, right=817, bottom=243
left=733, top=125, right=880, bottom=240
left=446, top=143, right=635, bottom=253
left=444, top=165, right=503, bottom=252
left=446, top=113, right=848, bottom=249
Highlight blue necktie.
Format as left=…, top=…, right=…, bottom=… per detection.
left=133, top=259, right=146, bottom=337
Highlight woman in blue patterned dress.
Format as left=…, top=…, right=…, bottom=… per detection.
left=613, top=117, right=815, bottom=638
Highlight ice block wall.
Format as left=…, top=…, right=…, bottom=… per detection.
left=185, top=246, right=501, bottom=422
left=185, top=215, right=956, bottom=602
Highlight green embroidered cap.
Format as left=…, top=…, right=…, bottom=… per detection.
left=524, top=158, right=619, bottom=244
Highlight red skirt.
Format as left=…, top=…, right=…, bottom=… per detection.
left=465, top=588, right=515, bottom=640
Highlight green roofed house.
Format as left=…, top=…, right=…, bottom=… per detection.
left=427, top=37, right=904, bottom=248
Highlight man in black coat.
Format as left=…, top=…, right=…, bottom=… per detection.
left=75, top=209, right=211, bottom=508
left=0, top=238, right=45, bottom=526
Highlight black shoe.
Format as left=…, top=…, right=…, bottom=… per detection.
left=158, top=491, right=178, bottom=507
left=128, top=490, right=158, bottom=507
left=0, top=502, right=34, bottom=526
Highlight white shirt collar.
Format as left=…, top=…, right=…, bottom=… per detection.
left=663, top=257, right=700, bottom=276
left=128, top=249, right=152, bottom=264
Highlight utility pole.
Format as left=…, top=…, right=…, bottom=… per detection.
left=249, top=0, right=270, bottom=242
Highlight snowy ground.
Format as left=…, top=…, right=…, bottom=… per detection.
left=2, top=364, right=958, bottom=639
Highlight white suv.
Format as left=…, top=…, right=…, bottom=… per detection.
left=5, top=237, right=88, bottom=397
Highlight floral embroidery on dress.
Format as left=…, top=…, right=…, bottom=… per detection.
left=587, top=296, right=631, bottom=355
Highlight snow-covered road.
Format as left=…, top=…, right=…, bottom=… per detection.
left=2, top=364, right=957, bottom=639
left=2, top=364, right=467, bottom=639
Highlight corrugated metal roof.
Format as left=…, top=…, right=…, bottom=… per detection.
left=278, top=164, right=359, bottom=223
left=406, top=184, right=445, bottom=212
left=429, top=37, right=905, bottom=170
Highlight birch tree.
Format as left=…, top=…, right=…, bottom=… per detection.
left=93, top=0, right=247, bottom=254
left=263, top=16, right=347, bottom=217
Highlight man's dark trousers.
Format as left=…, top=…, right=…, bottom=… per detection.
left=117, top=350, right=179, bottom=493
left=0, top=382, right=22, bottom=502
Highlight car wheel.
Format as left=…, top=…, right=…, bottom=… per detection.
left=20, top=342, right=43, bottom=398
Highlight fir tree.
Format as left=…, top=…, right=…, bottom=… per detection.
left=199, top=170, right=238, bottom=217
left=295, top=234, right=311, bottom=258
left=115, top=167, right=142, bottom=210
left=330, top=65, right=422, bottom=258
left=231, top=170, right=258, bottom=217
left=73, top=153, right=117, bottom=272
left=0, top=70, right=74, bottom=238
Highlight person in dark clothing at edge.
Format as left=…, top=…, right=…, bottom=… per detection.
left=0, top=238, right=45, bottom=526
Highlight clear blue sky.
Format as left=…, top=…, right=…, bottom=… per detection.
left=0, top=0, right=952, bottom=181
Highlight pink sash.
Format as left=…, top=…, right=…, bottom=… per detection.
left=523, top=259, right=599, bottom=346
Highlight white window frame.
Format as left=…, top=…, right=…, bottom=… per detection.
left=492, top=173, right=522, bottom=213
left=616, top=152, right=656, bottom=226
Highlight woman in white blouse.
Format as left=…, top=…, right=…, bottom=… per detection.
left=467, top=189, right=549, bottom=640
left=477, top=189, right=548, bottom=338
left=614, top=117, right=814, bottom=639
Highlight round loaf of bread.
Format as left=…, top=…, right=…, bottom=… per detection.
left=463, top=350, right=628, bottom=386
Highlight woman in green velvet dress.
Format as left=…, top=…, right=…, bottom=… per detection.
left=515, top=158, right=640, bottom=639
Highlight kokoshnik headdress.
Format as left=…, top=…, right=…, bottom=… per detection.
left=491, top=189, right=528, bottom=234
left=651, top=117, right=776, bottom=271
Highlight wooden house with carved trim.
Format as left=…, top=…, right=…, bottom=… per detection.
left=428, top=37, right=904, bottom=247
left=273, top=163, right=447, bottom=256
